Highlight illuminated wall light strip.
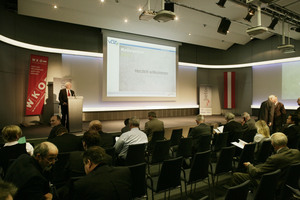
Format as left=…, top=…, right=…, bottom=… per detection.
left=1, top=34, right=299, bottom=68
left=0, top=35, right=103, bottom=58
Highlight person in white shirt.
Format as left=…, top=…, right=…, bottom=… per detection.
left=114, top=117, right=148, bottom=161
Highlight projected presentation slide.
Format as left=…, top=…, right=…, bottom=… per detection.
left=107, top=37, right=176, bottom=97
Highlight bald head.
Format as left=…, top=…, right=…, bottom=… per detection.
left=34, top=142, right=58, bottom=171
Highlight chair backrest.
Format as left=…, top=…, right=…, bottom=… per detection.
left=51, top=152, right=71, bottom=187
left=256, top=140, right=272, bottom=164
left=243, top=129, right=257, bottom=143
left=231, top=130, right=244, bottom=144
left=125, top=143, right=146, bottom=166
left=215, top=146, right=235, bottom=175
left=188, top=150, right=211, bottom=183
left=147, top=130, right=165, bottom=152
left=254, top=169, right=281, bottom=200
left=214, top=132, right=228, bottom=152
left=236, top=143, right=256, bottom=172
left=170, top=129, right=183, bottom=146
left=177, top=137, right=193, bottom=158
left=128, top=163, right=147, bottom=198
left=225, top=180, right=250, bottom=200
left=156, top=157, right=183, bottom=192
left=194, top=134, right=212, bottom=153
left=151, top=140, right=170, bottom=163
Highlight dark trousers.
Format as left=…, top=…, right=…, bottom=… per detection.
left=61, top=105, right=69, bottom=131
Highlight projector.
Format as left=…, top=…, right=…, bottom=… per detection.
left=246, top=26, right=269, bottom=36
left=139, top=10, right=156, bottom=21
left=277, top=44, right=295, bottom=54
left=153, top=10, right=176, bottom=22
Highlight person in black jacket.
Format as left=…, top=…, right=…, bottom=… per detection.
left=88, top=120, right=114, bottom=149
left=58, top=82, right=75, bottom=130
left=283, top=114, right=300, bottom=149
left=258, top=95, right=276, bottom=131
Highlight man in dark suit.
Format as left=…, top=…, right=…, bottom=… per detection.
left=47, top=127, right=82, bottom=153
left=223, top=112, right=243, bottom=146
left=88, top=120, right=114, bottom=149
left=283, top=114, right=300, bottom=149
left=188, top=114, right=211, bottom=153
left=4, top=142, right=59, bottom=200
left=258, top=95, right=275, bottom=131
left=144, top=111, right=164, bottom=141
left=48, top=115, right=65, bottom=139
left=58, top=82, right=75, bottom=130
left=232, top=132, right=300, bottom=187
left=72, top=146, right=132, bottom=200
left=273, top=96, right=286, bottom=132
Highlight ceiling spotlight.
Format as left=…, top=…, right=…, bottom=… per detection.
left=124, top=19, right=128, bottom=23
left=100, top=0, right=104, bottom=2
left=138, top=8, right=142, bottom=12
left=217, top=17, right=231, bottom=35
left=53, top=5, right=58, bottom=9
left=244, top=7, right=255, bottom=22
left=216, top=0, right=227, bottom=8
left=268, top=17, right=279, bottom=30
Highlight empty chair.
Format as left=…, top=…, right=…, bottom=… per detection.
left=235, top=143, right=256, bottom=172
left=255, top=140, right=272, bottom=164
left=253, top=169, right=281, bottom=200
left=181, top=150, right=211, bottom=196
left=225, top=180, right=250, bottom=200
left=212, top=132, right=228, bottom=152
left=146, top=140, right=170, bottom=174
left=170, top=129, right=183, bottom=147
left=147, top=130, right=165, bottom=153
left=128, top=162, right=147, bottom=199
left=124, top=143, right=146, bottom=166
left=192, top=134, right=211, bottom=153
left=146, top=157, right=183, bottom=200
left=173, top=137, right=193, bottom=158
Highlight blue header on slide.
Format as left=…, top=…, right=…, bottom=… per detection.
left=119, top=43, right=176, bottom=53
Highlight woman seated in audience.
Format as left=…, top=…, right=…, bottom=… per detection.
left=0, top=125, right=34, bottom=176
left=253, top=120, right=271, bottom=159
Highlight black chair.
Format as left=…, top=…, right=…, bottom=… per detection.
left=235, top=143, right=256, bottom=172
left=173, top=137, right=193, bottom=158
left=209, top=146, right=235, bottom=187
left=253, top=169, right=281, bottom=200
left=193, top=134, right=211, bottom=153
left=105, top=147, right=116, bottom=165
left=128, top=162, right=147, bottom=199
left=146, top=140, right=170, bottom=174
left=278, top=162, right=300, bottom=200
left=181, top=150, right=211, bottom=196
left=224, top=180, right=250, bottom=200
left=125, top=143, right=146, bottom=166
left=147, top=130, right=165, bottom=153
left=169, top=129, right=183, bottom=147
left=242, top=129, right=257, bottom=143
left=255, top=140, right=272, bottom=164
left=146, top=157, right=183, bottom=200
left=212, top=132, right=228, bottom=152
left=230, top=130, right=244, bottom=146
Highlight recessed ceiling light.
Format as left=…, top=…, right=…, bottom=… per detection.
left=124, top=19, right=128, bottom=23
left=138, top=8, right=142, bottom=12
left=53, top=5, right=57, bottom=9
left=100, top=0, right=104, bottom=2
left=188, top=33, right=191, bottom=36
left=175, top=16, right=179, bottom=20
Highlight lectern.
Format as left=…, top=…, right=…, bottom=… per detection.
left=68, top=96, right=83, bottom=133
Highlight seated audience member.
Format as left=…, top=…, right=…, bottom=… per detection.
left=4, top=142, right=59, bottom=200
left=114, top=117, right=148, bottom=162
left=232, top=132, right=300, bottom=188
left=48, top=115, right=65, bottom=140
left=188, top=115, right=211, bottom=153
left=0, top=125, right=34, bottom=176
left=121, top=118, right=130, bottom=134
left=48, top=127, right=82, bottom=153
left=223, top=112, right=243, bottom=146
left=283, top=114, right=300, bottom=149
left=88, top=120, right=114, bottom=149
left=144, top=111, right=164, bottom=141
left=72, top=146, right=131, bottom=200
left=253, top=120, right=271, bottom=159
left=241, top=112, right=256, bottom=132
left=68, top=130, right=104, bottom=177
left=0, top=180, right=17, bottom=200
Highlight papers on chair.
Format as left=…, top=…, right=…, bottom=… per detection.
left=231, top=139, right=248, bottom=149
left=214, top=126, right=224, bottom=134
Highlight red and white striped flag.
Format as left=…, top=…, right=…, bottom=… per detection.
left=224, top=72, right=235, bottom=109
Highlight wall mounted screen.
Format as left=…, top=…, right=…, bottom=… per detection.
left=106, top=36, right=176, bottom=99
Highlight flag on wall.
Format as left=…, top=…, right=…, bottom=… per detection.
left=224, top=72, right=235, bottom=109
left=25, top=55, right=49, bottom=115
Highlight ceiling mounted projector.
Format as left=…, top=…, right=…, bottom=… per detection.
left=153, top=10, right=176, bottom=22
left=246, top=26, right=269, bottom=36
left=139, top=10, right=156, bottom=21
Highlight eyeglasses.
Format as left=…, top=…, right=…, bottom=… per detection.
left=45, top=156, right=58, bottom=163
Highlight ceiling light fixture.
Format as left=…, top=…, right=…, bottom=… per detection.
left=53, top=5, right=58, bottom=9
left=244, top=7, right=255, bottom=22
left=217, top=17, right=231, bottom=35
left=216, top=0, right=227, bottom=8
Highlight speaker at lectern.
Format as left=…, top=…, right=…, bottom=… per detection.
left=68, top=96, right=83, bottom=133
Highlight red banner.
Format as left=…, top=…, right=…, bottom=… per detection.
left=224, top=71, right=235, bottom=109
left=25, top=55, right=48, bottom=115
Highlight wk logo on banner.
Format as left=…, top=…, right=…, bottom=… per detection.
left=25, top=55, right=48, bottom=115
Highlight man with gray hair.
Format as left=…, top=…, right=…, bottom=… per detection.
left=114, top=117, right=148, bottom=163
left=241, top=112, right=256, bottom=132
left=223, top=112, right=243, bottom=146
left=5, top=142, right=59, bottom=200
left=144, top=111, right=164, bottom=141
left=232, top=132, right=300, bottom=187
left=258, top=95, right=275, bottom=129
left=58, top=82, right=75, bottom=130
left=188, top=115, right=211, bottom=153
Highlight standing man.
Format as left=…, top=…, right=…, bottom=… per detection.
left=59, top=82, right=75, bottom=130
left=4, top=142, right=59, bottom=200
left=258, top=95, right=275, bottom=132
left=273, top=96, right=286, bottom=132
